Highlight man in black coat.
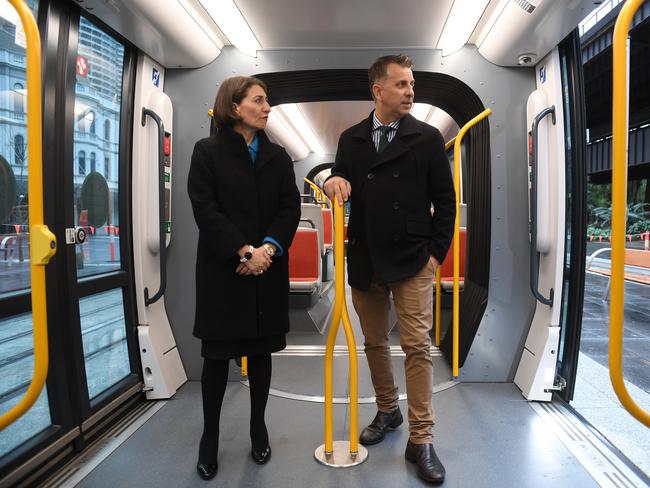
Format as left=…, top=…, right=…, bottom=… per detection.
left=324, top=54, right=455, bottom=484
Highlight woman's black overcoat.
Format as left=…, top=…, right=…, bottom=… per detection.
left=187, top=128, right=300, bottom=342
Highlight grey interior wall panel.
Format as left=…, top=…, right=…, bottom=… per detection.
left=164, top=46, right=535, bottom=381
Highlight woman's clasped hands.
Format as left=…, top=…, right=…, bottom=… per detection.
left=236, top=245, right=272, bottom=277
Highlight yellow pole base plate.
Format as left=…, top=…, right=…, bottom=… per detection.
left=314, top=441, right=368, bottom=468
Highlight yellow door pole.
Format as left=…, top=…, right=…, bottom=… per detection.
left=241, top=356, right=248, bottom=377
left=315, top=196, right=368, bottom=466
left=435, top=138, right=456, bottom=348
left=451, top=109, right=491, bottom=377
left=0, top=0, right=56, bottom=431
left=435, top=267, right=441, bottom=347
left=610, top=0, right=650, bottom=427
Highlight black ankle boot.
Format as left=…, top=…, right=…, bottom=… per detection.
left=197, top=434, right=218, bottom=480
left=196, top=462, right=218, bottom=480
left=405, top=440, right=446, bottom=484
left=359, top=406, right=403, bottom=445
left=251, top=445, right=272, bottom=464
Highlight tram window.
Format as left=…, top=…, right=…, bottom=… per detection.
left=0, top=312, right=52, bottom=458
left=0, top=0, right=39, bottom=296
left=78, top=150, right=86, bottom=175
left=73, top=16, right=125, bottom=278
left=14, top=134, right=24, bottom=165
left=12, top=82, right=23, bottom=113
left=78, top=289, right=131, bottom=399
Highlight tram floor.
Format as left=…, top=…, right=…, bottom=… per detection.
left=71, top=380, right=599, bottom=488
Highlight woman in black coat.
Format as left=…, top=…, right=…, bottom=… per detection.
left=187, top=76, right=300, bottom=480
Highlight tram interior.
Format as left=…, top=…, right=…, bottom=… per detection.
left=0, top=0, right=649, bottom=487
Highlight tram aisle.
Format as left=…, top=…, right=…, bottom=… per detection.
left=56, top=285, right=600, bottom=488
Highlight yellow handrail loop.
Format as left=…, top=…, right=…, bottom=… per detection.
left=303, top=177, right=329, bottom=207
left=314, top=196, right=368, bottom=467
left=434, top=138, right=457, bottom=346
left=610, top=0, right=650, bottom=427
left=0, top=0, right=56, bottom=431
left=451, top=109, right=491, bottom=377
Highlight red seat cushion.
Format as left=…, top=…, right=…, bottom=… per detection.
left=289, top=229, right=319, bottom=281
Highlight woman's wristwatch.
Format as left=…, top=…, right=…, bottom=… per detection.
left=262, top=243, right=276, bottom=257
left=239, top=245, right=254, bottom=262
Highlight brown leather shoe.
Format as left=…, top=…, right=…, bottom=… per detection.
left=405, top=440, right=446, bottom=484
left=359, top=407, right=403, bottom=445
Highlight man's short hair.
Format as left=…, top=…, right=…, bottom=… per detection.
left=212, top=75, right=268, bottom=130
left=368, top=54, right=414, bottom=98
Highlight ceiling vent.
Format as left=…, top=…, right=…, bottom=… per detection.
left=513, top=0, right=536, bottom=14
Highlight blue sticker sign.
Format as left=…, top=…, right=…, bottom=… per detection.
left=539, top=66, right=546, bottom=84
left=152, top=68, right=160, bottom=87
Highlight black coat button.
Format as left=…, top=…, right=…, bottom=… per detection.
left=393, top=170, right=400, bottom=178
left=393, top=234, right=400, bottom=242
left=393, top=201, right=400, bottom=210
left=367, top=173, right=374, bottom=180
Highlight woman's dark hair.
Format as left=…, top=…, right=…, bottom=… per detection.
left=212, top=76, right=268, bottom=130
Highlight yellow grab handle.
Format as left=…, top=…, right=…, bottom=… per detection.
left=241, top=356, right=248, bottom=377
left=304, top=177, right=329, bottom=206
left=0, top=0, right=56, bottom=431
left=609, top=0, right=650, bottom=427
left=323, top=196, right=358, bottom=454
left=451, top=109, right=491, bottom=377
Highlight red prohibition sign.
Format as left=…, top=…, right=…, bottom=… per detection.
left=76, top=55, right=88, bottom=77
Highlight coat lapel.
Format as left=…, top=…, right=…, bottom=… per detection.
left=349, top=113, right=376, bottom=170
left=369, top=113, right=422, bottom=170
left=255, top=130, right=281, bottom=171
left=217, top=128, right=280, bottom=173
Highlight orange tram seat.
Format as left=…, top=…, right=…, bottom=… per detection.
left=288, top=228, right=321, bottom=294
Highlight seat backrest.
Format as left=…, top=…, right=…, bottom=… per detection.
left=439, top=228, right=467, bottom=281
left=288, top=228, right=320, bottom=280
left=321, top=208, right=333, bottom=247
left=301, top=203, right=325, bottom=254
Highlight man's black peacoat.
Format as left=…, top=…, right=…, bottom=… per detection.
left=330, top=112, right=456, bottom=291
left=187, top=128, right=300, bottom=342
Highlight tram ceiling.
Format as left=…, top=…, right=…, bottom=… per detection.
left=79, top=0, right=601, bottom=69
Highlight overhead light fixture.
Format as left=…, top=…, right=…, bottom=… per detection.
left=437, top=0, right=490, bottom=56
left=198, top=0, right=261, bottom=57
left=277, top=104, right=325, bottom=155
left=265, top=110, right=310, bottom=161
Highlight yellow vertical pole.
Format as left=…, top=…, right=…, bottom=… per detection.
left=609, top=0, right=650, bottom=427
left=0, top=0, right=57, bottom=431
left=323, top=196, right=345, bottom=453
left=241, top=356, right=248, bottom=377
left=435, top=267, right=441, bottom=347
left=341, top=301, right=358, bottom=453
left=451, top=109, right=491, bottom=377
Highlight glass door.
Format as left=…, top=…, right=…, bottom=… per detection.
left=1, top=3, right=141, bottom=477
left=0, top=0, right=56, bottom=464
left=65, top=15, right=140, bottom=409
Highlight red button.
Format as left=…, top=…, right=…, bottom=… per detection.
left=164, top=135, right=171, bottom=156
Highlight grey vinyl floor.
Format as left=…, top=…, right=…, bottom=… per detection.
left=75, top=374, right=599, bottom=487
left=72, top=277, right=618, bottom=488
